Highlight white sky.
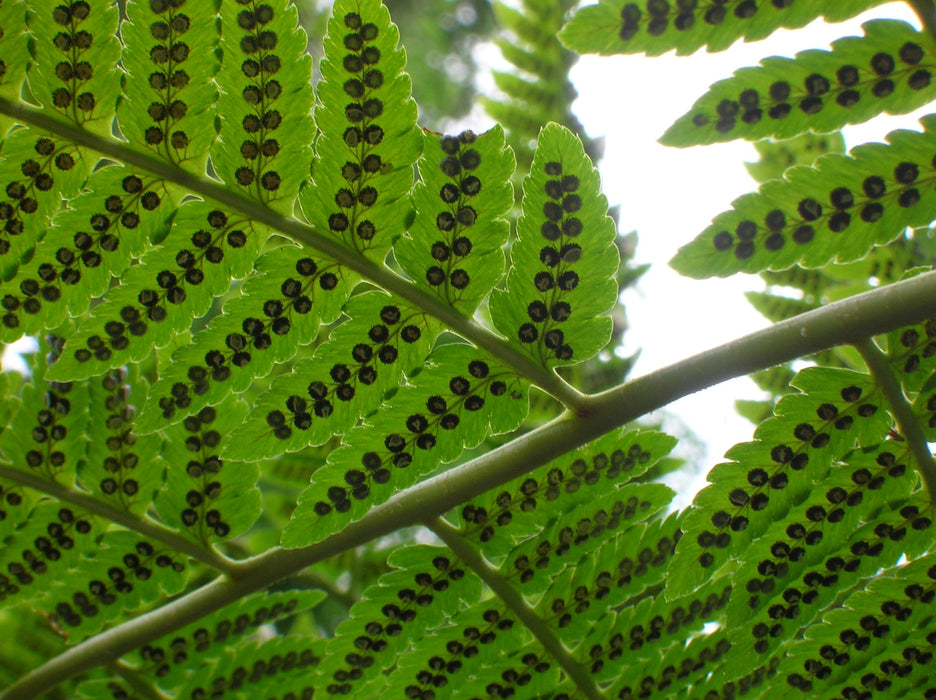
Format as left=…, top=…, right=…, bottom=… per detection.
left=563, top=2, right=929, bottom=502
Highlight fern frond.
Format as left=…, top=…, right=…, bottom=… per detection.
left=0, top=168, right=173, bottom=343
left=482, top=0, right=595, bottom=172
left=0, top=128, right=92, bottom=279
left=172, top=635, right=325, bottom=700
left=745, top=131, right=846, bottom=184
left=779, top=551, right=936, bottom=696
left=491, top=123, right=619, bottom=369
left=669, top=366, right=893, bottom=599
left=671, top=119, right=936, bottom=278
left=281, top=343, right=529, bottom=547
left=119, top=0, right=221, bottom=172
left=299, top=0, right=420, bottom=260
left=134, top=589, right=324, bottom=689
left=395, top=127, right=514, bottom=314
left=26, top=0, right=122, bottom=136
left=136, top=243, right=351, bottom=432
left=40, top=530, right=190, bottom=644
left=154, top=400, right=260, bottom=545
left=560, top=0, right=888, bottom=57
left=662, top=20, right=936, bottom=147
left=231, top=292, right=441, bottom=461
left=50, top=205, right=266, bottom=382
left=312, top=544, right=482, bottom=696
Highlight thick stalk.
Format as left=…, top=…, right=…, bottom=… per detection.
left=6, top=270, right=936, bottom=700
left=0, top=97, right=584, bottom=411
left=428, top=517, right=604, bottom=700
left=0, top=462, right=237, bottom=573
left=854, top=338, right=936, bottom=500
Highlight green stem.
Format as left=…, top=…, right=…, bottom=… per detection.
left=854, top=338, right=936, bottom=501
left=908, top=0, right=936, bottom=43
left=428, top=517, right=604, bottom=700
left=6, top=269, right=936, bottom=700
left=0, top=462, right=239, bottom=574
left=0, top=97, right=584, bottom=411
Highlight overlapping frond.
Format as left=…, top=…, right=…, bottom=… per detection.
left=1, top=0, right=935, bottom=698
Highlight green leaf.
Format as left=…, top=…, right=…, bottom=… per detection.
left=0, top=168, right=174, bottom=344
left=40, top=531, right=189, bottom=643
left=282, top=343, right=529, bottom=547
left=174, top=635, right=325, bottom=699
left=25, top=0, right=122, bottom=136
left=77, top=366, right=163, bottom=516
left=394, top=126, right=514, bottom=315
left=0, top=1, right=29, bottom=103
left=299, top=0, right=421, bottom=260
left=668, top=366, right=892, bottom=600
left=671, top=119, right=936, bottom=278
left=154, top=400, right=261, bottom=545
left=779, top=550, right=936, bottom=696
left=229, top=292, right=441, bottom=462
left=0, top=335, right=89, bottom=491
left=559, top=0, right=888, bottom=57
left=137, top=243, right=352, bottom=433
left=745, top=131, right=846, bottom=184
left=457, top=428, right=676, bottom=561
left=0, top=128, right=93, bottom=279
left=50, top=204, right=266, bottom=382
left=119, top=0, right=221, bottom=171
left=730, top=487, right=934, bottom=671
left=726, top=442, right=917, bottom=630
left=134, top=589, right=324, bottom=689
left=886, top=317, right=936, bottom=393
left=662, top=21, right=936, bottom=147
left=313, top=545, right=482, bottom=696
left=491, top=123, right=619, bottom=369
left=214, top=0, right=314, bottom=210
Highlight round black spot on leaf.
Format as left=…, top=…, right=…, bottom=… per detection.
left=713, top=231, right=733, bottom=251
left=557, top=271, right=578, bottom=291
left=736, top=220, right=757, bottom=240
left=827, top=212, right=850, bottom=232
left=459, top=150, right=480, bottom=170
left=452, top=237, right=471, bottom=256
left=764, top=210, right=786, bottom=231
left=528, top=300, right=548, bottom=322
left=534, top=272, right=554, bottom=292
left=765, top=233, right=784, bottom=251
left=543, top=202, right=563, bottom=222
left=735, top=241, right=755, bottom=260
left=426, top=266, right=445, bottom=286
left=872, top=79, right=894, bottom=98
left=860, top=203, right=883, bottom=223
left=862, top=176, right=886, bottom=199
left=793, top=225, right=814, bottom=244
left=830, top=187, right=854, bottom=209
left=898, top=188, right=920, bottom=208
left=804, top=73, right=830, bottom=96
left=468, top=360, right=489, bottom=379
left=909, top=69, right=932, bottom=90
left=894, top=161, right=919, bottom=184
left=768, top=103, right=791, bottom=120
left=870, top=52, right=895, bottom=76
left=518, top=323, right=538, bottom=343
left=704, top=6, right=725, bottom=24
left=769, top=81, right=791, bottom=101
